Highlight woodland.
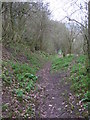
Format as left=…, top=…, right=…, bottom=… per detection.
left=1, top=0, right=90, bottom=118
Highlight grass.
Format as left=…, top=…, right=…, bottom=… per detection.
left=2, top=43, right=51, bottom=117
left=2, top=61, right=38, bottom=99
left=25, top=51, right=49, bottom=69
left=3, top=42, right=89, bottom=117
left=70, top=55, right=89, bottom=110
left=51, top=54, right=74, bottom=72
left=8, top=43, right=51, bottom=71
left=2, top=56, right=39, bottom=117
left=51, top=54, right=89, bottom=100
left=51, top=54, right=89, bottom=112
left=3, top=43, right=51, bottom=95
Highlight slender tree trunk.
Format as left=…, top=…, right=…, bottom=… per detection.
left=10, top=3, right=13, bottom=30
left=69, top=42, right=72, bottom=55
left=9, top=2, right=15, bottom=43
left=88, top=2, right=90, bottom=61
left=87, top=2, right=90, bottom=76
left=88, top=1, right=90, bottom=115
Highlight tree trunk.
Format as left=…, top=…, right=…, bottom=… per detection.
left=88, top=1, right=90, bottom=115
left=9, top=3, right=15, bottom=43
left=88, top=2, right=90, bottom=61
left=68, top=43, right=72, bottom=54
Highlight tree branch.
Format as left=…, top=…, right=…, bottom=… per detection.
left=67, top=17, right=86, bottom=28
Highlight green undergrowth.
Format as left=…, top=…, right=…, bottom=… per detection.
left=70, top=55, right=89, bottom=110
left=2, top=61, right=37, bottom=98
left=3, top=43, right=51, bottom=94
left=51, top=54, right=89, bottom=112
left=2, top=44, right=51, bottom=117
left=51, top=54, right=74, bottom=72
left=2, top=60, right=38, bottom=117
left=9, top=43, right=50, bottom=69
left=51, top=54, right=89, bottom=114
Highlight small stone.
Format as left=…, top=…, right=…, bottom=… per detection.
left=52, top=97, right=54, bottom=99
left=69, top=93, right=72, bottom=96
left=65, top=105, right=68, bottom=108
left=49, top=104, right=52, bottom=107
left=79, top=109, right=82, bottom=111
left=62, top=102, right=65, bottom=105
left=76, top=103, right=79, bottom=105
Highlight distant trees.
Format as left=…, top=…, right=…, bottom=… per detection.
left=87, top=1, right=90, bottom=83
left=2, top=2, right=50, bottom=52
left=1, top=2, right=69, bottom=55
left=47, top=20, right=70, bottom=56
left=65, top=0, right=88, bottom=55
left=2, top=2, right=30, bottom=45
left=88, top=1, right=90, bottom=62
left=2, top=1, right=86, bottom=56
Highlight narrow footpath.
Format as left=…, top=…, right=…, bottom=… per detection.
left=35, top=62, right=84, bottom=118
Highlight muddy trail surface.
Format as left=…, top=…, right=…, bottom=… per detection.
left=35, top=62, right=85, bottom=118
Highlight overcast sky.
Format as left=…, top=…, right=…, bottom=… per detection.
left=43, top=0, right=88, bottom=23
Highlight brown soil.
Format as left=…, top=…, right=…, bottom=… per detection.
left=35, top=62, right=87, bottom=118
left=2, top=46, right=87, bottom=118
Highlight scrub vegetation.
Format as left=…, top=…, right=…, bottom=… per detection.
left=1, top=1, right=90, bottom=119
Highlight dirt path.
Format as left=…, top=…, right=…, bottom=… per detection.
left=35, top=62, right=85, bottom=118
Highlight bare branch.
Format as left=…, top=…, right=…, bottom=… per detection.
left=67, top=17, right=86, bottom=28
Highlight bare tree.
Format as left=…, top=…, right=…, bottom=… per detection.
left=88, top=1, right=90, bottom=62
left=87, top=1, right=90, bottom=115
left=2, top=2, right=50, bottom=52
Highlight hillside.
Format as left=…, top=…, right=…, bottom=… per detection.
left=1, top=1, right=90, bottom=119
left=2, top=45, right=89, bottom=118
left=2, top=44, right=49, bottom=118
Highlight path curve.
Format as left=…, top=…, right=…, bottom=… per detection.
left=35, top=62, right=85, bottom=118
